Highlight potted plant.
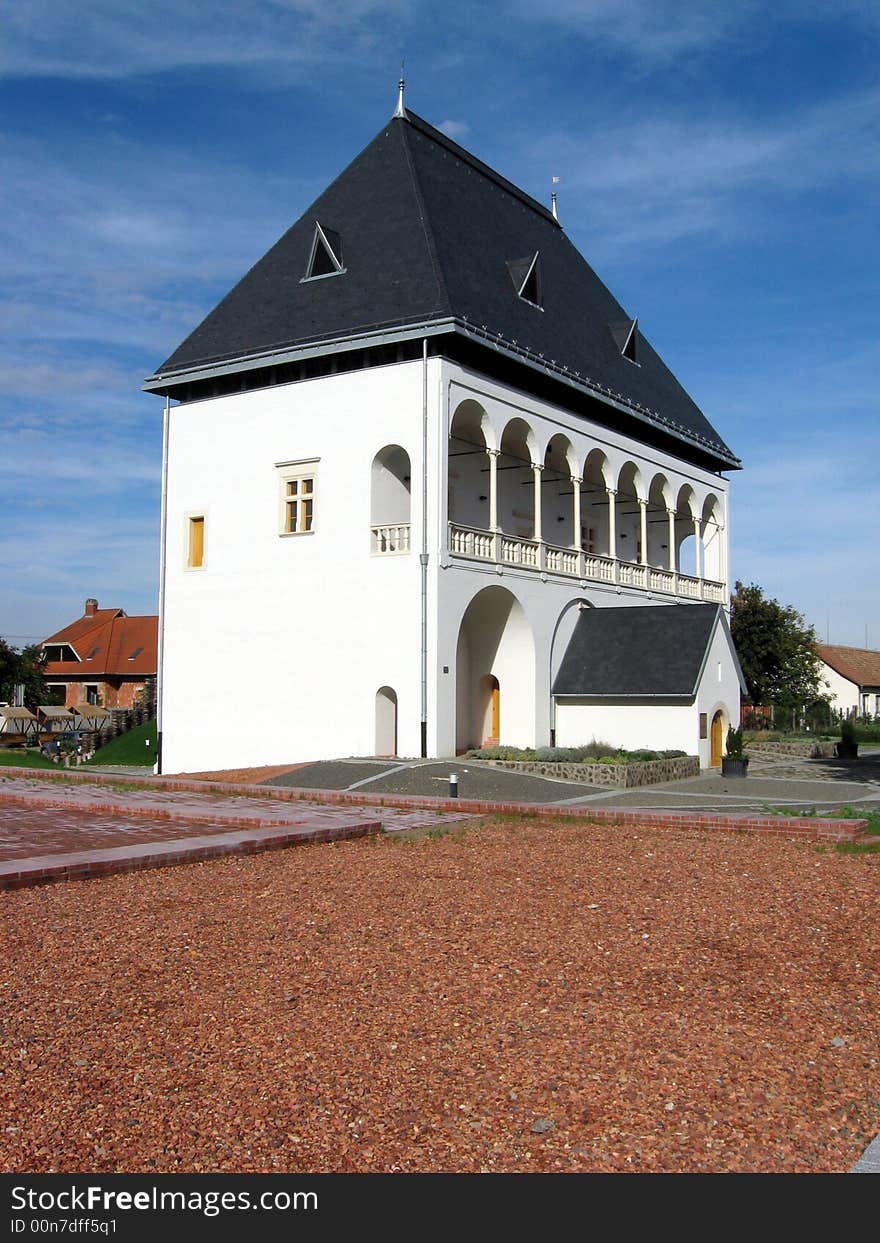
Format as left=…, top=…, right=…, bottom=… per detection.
left=836, top=717, right=859, bottom=760
left=721, top=724, right=749, bottom=777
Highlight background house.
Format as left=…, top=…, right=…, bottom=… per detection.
left=42, top=598, right=158, bottom=710
left=147, top=101, right=742, bottom=773
left=815, top=644, right=880, bottom=717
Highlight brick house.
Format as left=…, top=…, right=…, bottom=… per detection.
left=42, top=598, right=158, bottom=710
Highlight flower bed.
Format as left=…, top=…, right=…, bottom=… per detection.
left=485, top=755, right=699, bottom=787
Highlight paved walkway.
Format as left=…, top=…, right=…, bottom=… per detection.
left=0, top=773, right=478, bottom=889
left=263, top=749, right=880, bottom=816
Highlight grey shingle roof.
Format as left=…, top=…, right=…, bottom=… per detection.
left=552, top=603, right=742, bottom=698
left=148, top=109, right=738, bottom=469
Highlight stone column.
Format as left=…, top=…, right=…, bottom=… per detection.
left=606, top=486, right=617, bottom=583
left=667, top=509, right=676, bottom=573
left=693, top=515, right=702, bottom=580
left=639, top=499, right=648, bottom=566
left=532, top=463, right=543, bottom=543
left=607, top=487, right=617, bottom=558
left=571, top=476, right=582, bottom=551
left=487, top=449, right=499, bottom=531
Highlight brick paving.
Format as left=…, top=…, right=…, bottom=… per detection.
left=0, top=766, right=870, bottom=893
left=0, top=773, right=479, bottom=889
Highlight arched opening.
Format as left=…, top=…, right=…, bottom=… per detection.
left=543, top=434, right=577, bottom=548
left=455, top=586, right=535, bottom=753
left=498, top=418, right=538, bottom=540
left=549, top=598, right=593, bottom=744
left=375, top=686, right=398, bottom=756
left=448, top=400, right=491, bottom=530
left=702, top=494, right=724, bottom=582
left=675, top=484, right=698, bottom=577
left=371, top=446, right=411, bottom=553
left=710, top=709, right=724, bottom=767
left=582, top=449, right=611, bottom=557
left=616, top=461, right=644, bottom=563
left=647, top=473, right=672, bottom=568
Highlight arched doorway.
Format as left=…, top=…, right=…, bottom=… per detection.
left=479, top=674, right=500, bottom=747
left=710, top=710, right=724, bottom=767
left=375, top=687, right=398, bottom=756
left=455, top=586, right=535, bottom=753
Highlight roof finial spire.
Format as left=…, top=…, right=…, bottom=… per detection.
left=551, top=176, right=560, bottom=222
left=394, top=61, right=406, bottom=118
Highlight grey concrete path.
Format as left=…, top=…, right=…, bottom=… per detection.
left=265, top=748, right=880, bottom=819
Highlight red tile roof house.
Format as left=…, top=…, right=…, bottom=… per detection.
left=815, top=644, right=880, bottom=718
left=41, top=599, right=158, bottom=710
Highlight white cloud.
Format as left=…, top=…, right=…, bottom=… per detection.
left=1, top=1, right=412, bottom=81
left=439, top=119, right=469, bottom=138
left=531, top=87, right=880, bottom=259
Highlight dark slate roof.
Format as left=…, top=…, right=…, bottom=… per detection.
left=147, top=109, right=738, bottom=469
left=552, top=604, right=740, bottom=698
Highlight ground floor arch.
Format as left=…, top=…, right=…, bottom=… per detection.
left=455, top=586, right=535, bottom=753
left=375, top=686, right=398, bottom=756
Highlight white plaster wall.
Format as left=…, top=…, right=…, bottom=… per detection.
left=161, top=352, right=735, bottom=770
left=555, top=700, right=697, bottom=754
left=819, top=663, right=859, bottom=715
left=161, top=359, right=440, bottom=772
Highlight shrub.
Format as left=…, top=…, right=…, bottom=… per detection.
left=726, top=725, right=746, bottom=759
left=535, top=746, right=574, bottom=762
left=465, top=745, right=536, bottom=761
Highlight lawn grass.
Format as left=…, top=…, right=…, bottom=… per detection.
left=0, top=749, right=56, bottom=768
left=87, top=719, right=157, bottom=767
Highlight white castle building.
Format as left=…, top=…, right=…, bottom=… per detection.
left=146, top=96, right=744, bottom=774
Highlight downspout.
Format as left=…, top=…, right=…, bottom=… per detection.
left=155, top=394, right=171, bottom=773
left=420, top=338, right=429, bottom=758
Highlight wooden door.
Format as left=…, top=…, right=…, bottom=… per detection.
left=710, top=711, right=723, bottom=767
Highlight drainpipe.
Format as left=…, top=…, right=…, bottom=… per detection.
left=420, top=338, right=428, bottom=758
left=156, top=394, right=171, bottom=773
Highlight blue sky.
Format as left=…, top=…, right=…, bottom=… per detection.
left=1, top=1, right=877, bottom=649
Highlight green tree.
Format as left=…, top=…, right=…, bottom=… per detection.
left=0, top=640, right=47, bottom=710
left=729, top=581, right=824, bottom=706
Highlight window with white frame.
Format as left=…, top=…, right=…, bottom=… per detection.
left=277, top=459, right=319, bottom=535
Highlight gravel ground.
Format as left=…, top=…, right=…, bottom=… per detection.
left=2, top=818, right=878, bottom=1173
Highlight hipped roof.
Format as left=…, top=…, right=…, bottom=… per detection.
left=816, top=644, right=880, bottom=690
left=147, top=109, right=738, bottom=471
left=42, top=610, right=157, bottom=678
left=553, top=603, right=745, bottom=699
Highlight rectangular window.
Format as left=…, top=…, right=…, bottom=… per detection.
left=285, top=476, right=315, bottom=533
left=277, top=459, right=319, bottom=536
left=188, top=515, right=205, bottom=568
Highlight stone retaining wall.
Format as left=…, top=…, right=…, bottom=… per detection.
left=486, top=755, right=700, bottom=787
left=747, top=741, right=837, bottom=758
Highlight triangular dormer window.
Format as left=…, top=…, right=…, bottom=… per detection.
left=303, top=222, right=344, bottom=281
left=507, top=252, right=542, bottom=309
left=610, top=317, right=640, bottom=364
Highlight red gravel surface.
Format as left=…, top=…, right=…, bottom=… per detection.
left=2, top=818, right=878, bottom=1173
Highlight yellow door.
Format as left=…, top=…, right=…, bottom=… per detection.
left=491, top=683, right=500, bottom=740
left=710, top=711, right=723, bottom=767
